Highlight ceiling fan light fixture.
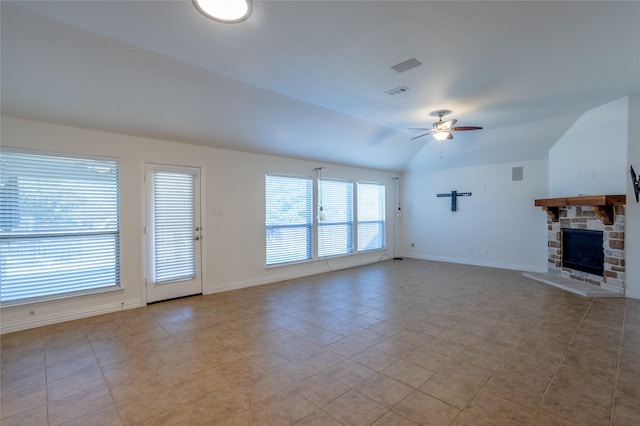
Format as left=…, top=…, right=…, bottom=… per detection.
left=408, top=110, right=481, bottom=142
left=193, top=0, right=252, bottom=23
left=433, top=131, right=451, bottom=141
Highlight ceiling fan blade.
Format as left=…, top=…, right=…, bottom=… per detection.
left=451, top=126, right=483, bottom=131
left=408, top=128, right=432, bottom=131
left=410, top=133, right=431, bottom=141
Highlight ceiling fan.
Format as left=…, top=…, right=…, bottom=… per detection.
left=409, top=110, right=483, bottom=141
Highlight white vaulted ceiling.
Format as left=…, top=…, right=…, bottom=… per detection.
left=2, top=1, right=639, bottom=171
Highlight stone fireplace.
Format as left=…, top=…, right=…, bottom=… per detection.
left=534, top=195, right=626, bottom=294
left=562, top=228, right=604, bottom=276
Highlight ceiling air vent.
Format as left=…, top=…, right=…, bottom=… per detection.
left=385, top=86, right=410, bottom=96
left=391, top=58, right=423, bottom=73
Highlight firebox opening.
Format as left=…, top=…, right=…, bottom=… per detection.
left=562, top=228, right=604, bottom=276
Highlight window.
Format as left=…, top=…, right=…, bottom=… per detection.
left=318, top=178, right=353, bottom=257
left=357, top=182, right=386, bottom=251
left=265, top=175, right=312, bottom=265
left=0, top=151, right=120, bottom=304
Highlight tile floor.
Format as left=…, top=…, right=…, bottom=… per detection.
left=1, top=259, right=639, bottom=425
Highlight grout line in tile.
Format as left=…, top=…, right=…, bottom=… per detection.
left=609, top=298, right=628, bottom=426
left=527, top=297, right=595, bottom=425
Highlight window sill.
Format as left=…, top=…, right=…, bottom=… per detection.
left=265, top=248, right=388, bottom=269
left=0, top=285, right=123, bottom=308
left=265, top=258, right=314, bottom=269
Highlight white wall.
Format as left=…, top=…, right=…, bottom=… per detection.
left=548, top=97, right=628, bottom=197
left=626, top=93, right=640, bottom=298
left=0, top=117, right=398, bottom=333
left=400, top=159, right=549, bottom=272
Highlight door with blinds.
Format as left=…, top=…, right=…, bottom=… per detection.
left=145, top=164, right=202, bottom=303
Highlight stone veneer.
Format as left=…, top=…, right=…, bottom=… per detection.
left=546, top=205, right=625, bottom=293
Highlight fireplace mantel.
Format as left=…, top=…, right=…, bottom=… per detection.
left=534, top=195, right=626, bottom=225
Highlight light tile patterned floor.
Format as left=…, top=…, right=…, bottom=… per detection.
left=1, top=259, right=639, bottom=425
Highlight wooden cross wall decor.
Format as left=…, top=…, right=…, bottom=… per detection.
left=436, top=190, right=472, bottom=212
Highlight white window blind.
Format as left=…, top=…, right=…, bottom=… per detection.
left=266, top=175, right=312, bottom=265
left=152, top=171, right=196, bottom=284
left=357, top=182, right=386, bottom=251
left=0, top=151, right=120, bottom=304
left=318, top=179, right=353, bottom=257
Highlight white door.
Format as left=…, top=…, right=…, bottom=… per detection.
left=145, top=164, right=202, bottom=303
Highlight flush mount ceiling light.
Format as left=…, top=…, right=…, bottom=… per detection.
left=193, top=0, right=252, bottom=23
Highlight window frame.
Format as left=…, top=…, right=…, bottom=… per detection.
left=265, top=173, right=314, bottom=267
left=356, top=180, right=386, bottom=252
left=0, top=148, right=121, bottom=306
left=317, top=177, right=354, bottom=258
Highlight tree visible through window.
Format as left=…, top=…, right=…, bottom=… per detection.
left=0, top=151, right=120, bottom=304
left=265, top=175, right=387, bottom=265
left=265, top=175, right=312, bottom=265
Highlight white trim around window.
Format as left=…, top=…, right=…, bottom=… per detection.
left=0, top=149, right=121, bottom=306
left=265, top=174, right=313, bottom=266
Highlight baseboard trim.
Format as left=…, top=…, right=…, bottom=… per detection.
left=1, top=299, right=142, bottom=334
left=206, top=256, right=389, bottom=295
left=625, top=290, right=640, bottom=299
left=408, top=253, right=546, bottom=273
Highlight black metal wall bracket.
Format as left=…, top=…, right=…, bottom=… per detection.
left=631, top=165, right=640, bottom=203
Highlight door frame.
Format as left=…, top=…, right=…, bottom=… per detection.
left=142, top=160, right=206, bottom=305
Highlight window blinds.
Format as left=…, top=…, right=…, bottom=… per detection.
left=265, top=175, right=312, bottom=265
left=0, top=151, right=120, bottom=304
left=357, top=182, right=386, bottom=251
left=152, top=171, right=196, bottom=284
left=318, top=179, right=353, bottom=257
